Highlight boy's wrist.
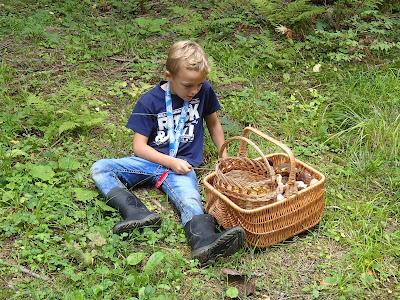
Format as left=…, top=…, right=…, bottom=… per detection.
left=163, top=155, right=176, bottom=169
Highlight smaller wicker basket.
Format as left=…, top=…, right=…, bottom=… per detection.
left=205, top=127, right=326, bottom=248
left=213, top=136, right=287, bottom=209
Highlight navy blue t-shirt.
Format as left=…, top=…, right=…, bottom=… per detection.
left=126, top=80, right=221, bottom=167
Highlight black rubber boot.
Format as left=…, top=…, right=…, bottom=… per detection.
left=105, top=186, right=161, bottom=235
left=184, top=214, right=245, bottom=265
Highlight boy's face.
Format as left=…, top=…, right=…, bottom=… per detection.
left=165, top=68, right=207, bottom=101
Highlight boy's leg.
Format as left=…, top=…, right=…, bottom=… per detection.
left=90, top=156, right=163, bottom=234
left=159, top=169, right=204, bottom=226
left=160, top=171, right=245, bottom=265
left=90, top=156, right=163, bottom=196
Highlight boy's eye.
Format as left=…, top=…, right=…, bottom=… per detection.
left=183, top=83, right=203, bottom=88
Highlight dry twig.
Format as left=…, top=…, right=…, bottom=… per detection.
left=0, top=261, right=51, bottom=281
left=19, top=265, right=50, bottom=281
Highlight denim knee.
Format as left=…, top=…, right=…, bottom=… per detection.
left=90, top=159, right=111, bottom=180
left=172, top=189, right=204, bottom=226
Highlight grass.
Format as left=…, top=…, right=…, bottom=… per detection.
left=1, top=0, right=400, bottom=299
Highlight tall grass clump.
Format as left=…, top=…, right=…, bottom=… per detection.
left=325, top=68, right=400, bottom=176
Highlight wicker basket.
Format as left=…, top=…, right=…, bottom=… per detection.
left=214, top=136, right=285, bottom=209
left=205, top=127, right=326, bottom=248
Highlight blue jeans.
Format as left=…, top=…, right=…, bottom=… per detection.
left=90, top=156, right=204, bottom=225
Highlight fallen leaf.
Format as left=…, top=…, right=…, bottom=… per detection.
left=87, top=231, right=107, bottom=247
left=222, top=268, right=257, bottom=297
left=313, top=63, right=321, bottom=72
left=322, top=276, right=339, bottom=286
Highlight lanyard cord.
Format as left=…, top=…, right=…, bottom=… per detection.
left=155, top=82, right=189, bottom=188
left=165, top=81, right=189, bottom=157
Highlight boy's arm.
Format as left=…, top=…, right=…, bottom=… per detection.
left=133, top=133, right=192, bottom=175
left=205, top=112, right=228, bottom=159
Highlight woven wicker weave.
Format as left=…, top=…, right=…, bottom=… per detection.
left=205, top=127, right=326, bottom=248
left=214, top=136, right=285, bottom=209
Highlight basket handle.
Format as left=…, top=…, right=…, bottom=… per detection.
left=239, top=127, right=297, bottom=196
left=218, top=135, right=275, bottom=180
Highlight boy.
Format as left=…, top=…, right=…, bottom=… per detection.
left=90, top=40, right=245, bottom=265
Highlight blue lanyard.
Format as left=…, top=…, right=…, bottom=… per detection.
left=165, top=81, right=189, bottom=157
left=155, top=82, right=189, bottom=188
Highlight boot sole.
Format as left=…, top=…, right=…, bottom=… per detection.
left=113, top=213, right=161, bottom=235
left=191, top=226, right=245, bottom=265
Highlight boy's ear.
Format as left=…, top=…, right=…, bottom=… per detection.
left=165, top=70, right=172, bottom=81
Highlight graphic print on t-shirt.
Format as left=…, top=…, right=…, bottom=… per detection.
left=154, top=98, right=200, bottom=146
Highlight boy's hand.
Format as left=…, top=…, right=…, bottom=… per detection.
left=170, top=158, right=192, bottom=175
left=133, top=133, right=192, bottom=175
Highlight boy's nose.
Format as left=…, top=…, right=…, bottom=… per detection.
left=191, top=87, right=200, bottom=96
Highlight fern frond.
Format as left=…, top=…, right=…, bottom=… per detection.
left=168, top=6, right=204, bottom=35
left=27, top=94, right=55, bottom=114
left=58, top=121, right=79, bottom=136
left=291, top=7, right=325, bottom=23
left=210, top=17, right=242, bottom=27
left=252, top=0, right=325, bottom=28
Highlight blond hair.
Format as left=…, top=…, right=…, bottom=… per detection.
left=166, top=40, right=210, bottom=77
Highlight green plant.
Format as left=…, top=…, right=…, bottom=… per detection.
left=324, top=68, right=400, bottom=164
left=21, top=85, right=108, bottom=140
left=136, top=17, right=169, bottom=35
left=252, top=0, right=325, bottom=31
left=305, top=4, right=400, bottom=63
left=0, top=59, right=13, bottom=84
left=167, top=5, right=205, bottom=35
